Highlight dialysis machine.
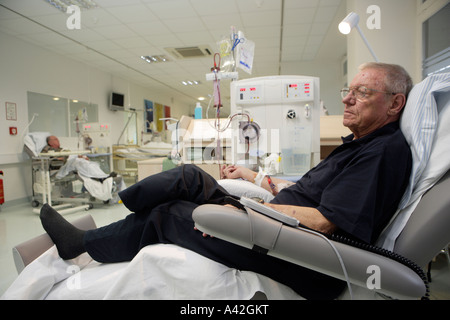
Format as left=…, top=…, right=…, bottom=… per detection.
left=230, top=76, right=320, bottom=176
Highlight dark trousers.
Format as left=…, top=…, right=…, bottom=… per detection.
left=84, top=164, right=345, bottom=299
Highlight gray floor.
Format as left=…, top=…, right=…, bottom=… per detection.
left=1, top=200, right=449, bottom=300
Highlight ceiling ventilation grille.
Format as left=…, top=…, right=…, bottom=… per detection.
left=165, top=45, right=212, bottom=59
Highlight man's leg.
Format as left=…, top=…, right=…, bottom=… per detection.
left=40, top=164, right=229, bottom=261
left=84, top=199, right=346, bottom=300
left=119, top=164, right=229, bottom=214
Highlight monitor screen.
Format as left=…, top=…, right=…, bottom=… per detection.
left=110, top=92, right=124, bottom=111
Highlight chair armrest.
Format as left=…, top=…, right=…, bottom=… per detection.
left=192, top=204, right=428, bottom=300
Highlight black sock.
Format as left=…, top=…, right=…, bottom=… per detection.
left=40, top=204, right=86, bottom=260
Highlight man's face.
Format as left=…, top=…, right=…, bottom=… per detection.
left=342, top=68, right=394, bottom=139
left=48, top=136, right=60, bottom=148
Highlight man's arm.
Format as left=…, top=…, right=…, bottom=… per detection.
left=220, top=165, right=293, bottom=195
left=264, top=203, right=337, bottom=235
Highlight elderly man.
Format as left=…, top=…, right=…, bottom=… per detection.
left=40, top=63, right=413, bottom=299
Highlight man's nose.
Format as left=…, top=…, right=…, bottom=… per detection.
left=342, top=92, right=356, bottom=105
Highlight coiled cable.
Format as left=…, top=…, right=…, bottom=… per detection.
left=330, top=234, right=430, bottom=300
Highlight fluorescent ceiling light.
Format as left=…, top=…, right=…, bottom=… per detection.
left=181, top=80, right=201, bottom=86
left=44, top=0, right=98, bottom=12
left=140, top=55, right=170, bottom=64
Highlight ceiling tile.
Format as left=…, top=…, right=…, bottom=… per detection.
left=0, top=17, right=49, bottom=35
left=236, top=0, right=281, bottom=12
left=284, top=0, right=320, bottom=9
left=284, top=7, right=316, bottom=25
left=144, top=33, right=184, bottom=48
left=79, top=8, right=122, bottom=28
left=147, top=0, right=197, bottom=20
left=127, top=20, right=173, bottom=36
left=84, top=39, right=123, bottom=52
left=93, top=24, right=137, bottom=39
left=163, top=17, right=205, bottom=33
left=105, top=4, right=157, bottom=24
left=0, top=0, right=59, bottom=16
left=315, top=5, right=340, bottom=23
left=241, top=11, right=281, bottom=27
left=200, top=13, right=243, bottom=31
left=176, top=30, right=215, bottom=46
left=0, top=0, right=345, bottom=103
left=283, top=24, right=312, bottom=37
left=190, top=0, right=239, bottom=15
left=111, top=36, right=150, bottom=49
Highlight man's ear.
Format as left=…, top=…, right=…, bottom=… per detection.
left=388, top=93, right=407, bottom=116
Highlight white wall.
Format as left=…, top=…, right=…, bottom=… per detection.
left=345, top=0, right=419, bottom=83
left=281, top=60, right=344, bottom=115
left=0, top=31, right=187, bottom=203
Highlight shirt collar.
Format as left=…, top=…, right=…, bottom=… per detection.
left=341, top=121, right=400, bottom=144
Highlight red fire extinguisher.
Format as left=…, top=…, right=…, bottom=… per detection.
left=0, top=171, right=4, bottom=205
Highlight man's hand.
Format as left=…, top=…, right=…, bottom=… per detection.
left=220, top=165, right=256, bottom=181
left=194, top=226, right=214, bottom=238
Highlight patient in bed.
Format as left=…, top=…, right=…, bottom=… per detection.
left=42, top=135, right=116, bottom=182
left=39, top=63, right=413, bottom=299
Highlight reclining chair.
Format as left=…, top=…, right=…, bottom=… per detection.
left=7, top=73, right=448, bottom=300
left=193, top=73, right=450, bottom=300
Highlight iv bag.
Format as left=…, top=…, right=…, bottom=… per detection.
left=217, top=36, right=234, bottom=72
left=236, top=31, right=254, bottom=74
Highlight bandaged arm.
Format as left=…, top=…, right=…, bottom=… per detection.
left=220, top=165, right=294, bottom=195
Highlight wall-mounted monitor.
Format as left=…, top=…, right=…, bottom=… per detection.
left=109, top=92, right=125, bottom=111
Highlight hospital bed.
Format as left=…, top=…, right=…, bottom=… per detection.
left=24, top=133, right=123, bottom=214
left=2, top=73, right=449, bottom=300
left=112, top=142, right=173, bottom=178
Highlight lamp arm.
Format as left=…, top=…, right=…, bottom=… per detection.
left=355, top=24, right=379, bottom=62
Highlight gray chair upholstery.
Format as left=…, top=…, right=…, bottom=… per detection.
left=192, top=171, right=450, bottom=300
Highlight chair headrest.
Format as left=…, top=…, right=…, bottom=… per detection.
left=377, top=73, right=450, bottom=250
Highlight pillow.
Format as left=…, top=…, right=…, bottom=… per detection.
left=23, top=135, right=38, bottom=157
left=28, top=132, right=51, bottom=154
left=377, top=73, right=450, bottom=250
left=218, top=179, right=275, bottom=203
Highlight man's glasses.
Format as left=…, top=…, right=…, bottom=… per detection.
left=341, top=86, right=396, bottom=100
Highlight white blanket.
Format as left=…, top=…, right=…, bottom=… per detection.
left=55, top=155, right=113, bottom=201
left=2, top=244, right=302, bottom=300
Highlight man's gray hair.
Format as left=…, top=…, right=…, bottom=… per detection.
left=359, top=62, right=413, bottom=98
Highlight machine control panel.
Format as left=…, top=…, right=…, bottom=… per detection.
left=285, top=82, right=313, bottom=100
left=83, top=123, right=110, bottom=133
left=237, top=85, right=262, bottom=101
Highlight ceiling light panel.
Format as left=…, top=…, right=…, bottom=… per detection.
left=181, top=80, right=201, bottom=86
left=140, top=55, right=170, bottom=63
left=44, top=0, right=98, bottom=13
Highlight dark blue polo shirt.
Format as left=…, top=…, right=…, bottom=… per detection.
left=271, top=121, right=412, bottom=244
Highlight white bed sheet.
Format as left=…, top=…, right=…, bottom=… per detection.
left=2, top=244, right=302, bottom=300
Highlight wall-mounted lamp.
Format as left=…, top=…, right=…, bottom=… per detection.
left=339, top=12, right=379, bottom=62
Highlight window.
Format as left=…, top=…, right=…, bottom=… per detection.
left=422, top=3, right=450, bottom=77
left=27, top=91, right=98, bottom=137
